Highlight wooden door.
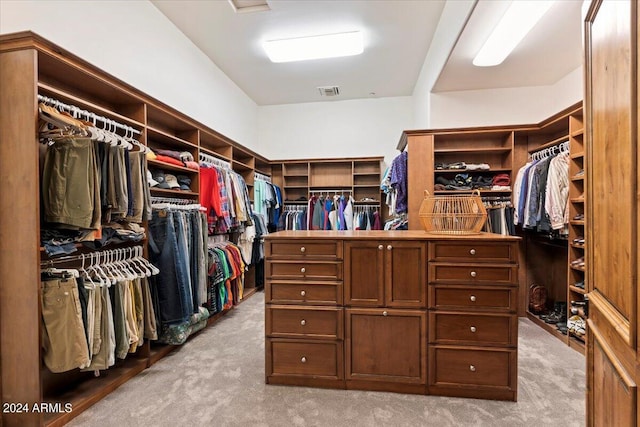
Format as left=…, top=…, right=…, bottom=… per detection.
left=585, top=0, right=639, bottom=425
left=345, top=308, right=426, bottom=384
left=384, top=241, right=427, bottom=308
left=344, top=241, right=385, bottom=306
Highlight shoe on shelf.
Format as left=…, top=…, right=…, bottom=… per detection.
left=573, top=237, right=585, bottom=245
left=571, top=257, right=585, bottom=267
left=574, top=280, right=585, bottom=289
left=575, top=169, right=585, bottom=176
left=573, top=213, right=584, bottom=221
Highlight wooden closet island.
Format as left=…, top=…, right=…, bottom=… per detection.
left=264, top=230, right=521, bottom=401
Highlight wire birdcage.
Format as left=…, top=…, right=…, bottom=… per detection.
left=419, top=190, right=487, bottom=234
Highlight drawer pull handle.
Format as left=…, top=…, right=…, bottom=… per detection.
left=470, top=295, right=476, bottom=302
left=383, top=311, right=388, bottom=317
left=470, top=271, right=477, bottom=278
left=300, top=319, right=306, bottom=326
left=300, top=247, right=306, bottom=253
left=470, top=326, right=477, bottom=333
left=387, top=245, right=393, bottom=251
left=301, top=357, right=307, bottom=363
left=470, top=365, right=476, bottom=372
left=300, top=290, right=306, bottom=297
left=301, top=267, right=306, bottom=273
left=378, top=245, right=384, bottom=250
left=470, top=249, right=476, bottom=255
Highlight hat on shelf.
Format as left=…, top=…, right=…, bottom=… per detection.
left=164, top=173, right=181, bottom=190
left=151, top=170, right=170, bottom=189
left=176, top=175, right=191, bottom=191
left=147, top=170, right=159, bottom=187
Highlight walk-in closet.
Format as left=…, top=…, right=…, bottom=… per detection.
left=0, top=0, right=637, bottom=426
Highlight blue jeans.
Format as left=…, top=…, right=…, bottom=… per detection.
left=148, top=210, right=191, bottom=325
left=173, top=211, right=195, bottom=315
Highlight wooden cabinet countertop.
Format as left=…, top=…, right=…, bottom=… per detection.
left=265, top=230, right=521, bottom=241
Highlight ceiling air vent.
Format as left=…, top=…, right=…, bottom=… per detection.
left=318, top=86, right=340, bottom=97
left=228, top=0, right=270, bottom=14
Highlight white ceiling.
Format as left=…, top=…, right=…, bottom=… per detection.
left=151, top=0, right=583, bottom=106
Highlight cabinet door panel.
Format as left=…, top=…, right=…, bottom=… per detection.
left=345, top=308, right=426, bottom=384
left=385, top=241, right=427, bottom=308
left=344, top=242, right=384, bottom=306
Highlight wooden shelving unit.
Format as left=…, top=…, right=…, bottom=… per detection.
left=0, top=31, right=272, bottom=427
left=566, top=111, right=587, bottom=353
left=274, top=157, right=383, bottom=209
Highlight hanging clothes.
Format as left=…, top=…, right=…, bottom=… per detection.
left=513, top=143, right=570, bottom=235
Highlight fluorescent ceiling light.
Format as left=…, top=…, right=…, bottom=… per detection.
left=473, top=1, right=554, bottom=67
left=263, top=31, right=363, bottom=63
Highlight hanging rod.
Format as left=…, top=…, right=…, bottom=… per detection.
left=529, top=140, right=569, bottom=161
left=199, top=152, right=231, bottom=169
left=37, top=94, right=141, bottom=135
left=150, top=196, right=199, bottom=205
left=310, top=189, right=353, bottom=194
left=40, top=245, right=145, bottom=266
left=254, top=172, right=271, bottom=182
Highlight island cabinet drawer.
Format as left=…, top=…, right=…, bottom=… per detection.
left=266, top=281, right=343, bottom=305
left=268, top=339, right=343, bottom=379
left=429, top=285, right=517, bottom=312
left=430, top=346, right=516, bottom=389
left=267, top=261, right=342, bottom=281
left=429, top=264, right=517, bottom=285
left=266, top=240, right=343, bottom=259
left=429, top=312, right=517, bottom=346
left=429, top=241, right=517, bottom=263
left=267, top=306, right=343, bottom=340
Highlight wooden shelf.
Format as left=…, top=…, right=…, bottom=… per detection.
left=571, top=174, right=585, bottom=181
left=570, top=265, right=586, bottom=272
left=435, top=168, right=510, bottom=174
left=199, top=146, right=231, bottom=162
left=147, top=159, right=197, bottom=174
left=571, top=128, right=585, bottom=137
left=434, top=189, right=512, bottom=195
left=284, top=173, right=310, bottom=177
left=570, top=197, right=585, bottom=203
left=434, top=147, right=512, bottom=154
left=570, top=243, right=586, bottom=249
left=149, top=187, right=198, bottom=196
left=570, top=220, right=585, bottom=226
left=283, top=185, right=309, bottom=189
left=569, top=285, right=586, bottom=295
left=147, top=126, right=198, bottom=149
left=232, top=160, right=253, bottom=172
left=570, top=152, right=585, bottom=159
left=353, top=172, right=381, bottom=176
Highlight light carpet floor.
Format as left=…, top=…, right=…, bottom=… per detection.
left=68, top=291, right=585, bottom=427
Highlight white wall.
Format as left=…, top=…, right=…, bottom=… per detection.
left=412, top=0, right=477, bottom=129
left=258, top=97, right=413, bottom=165
left=429, top=66, right=583, bottom=129
left=0, top=0, right=259, bottom=152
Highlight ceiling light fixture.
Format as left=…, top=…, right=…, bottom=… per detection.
left=263, top=31, right=363, bottom=63
left=473, top=0, right=554, bottom=67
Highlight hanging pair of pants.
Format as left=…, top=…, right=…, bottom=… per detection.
left=148, top=209, right=192, bottom=325
left=41, top=277, right=91, bottom=373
